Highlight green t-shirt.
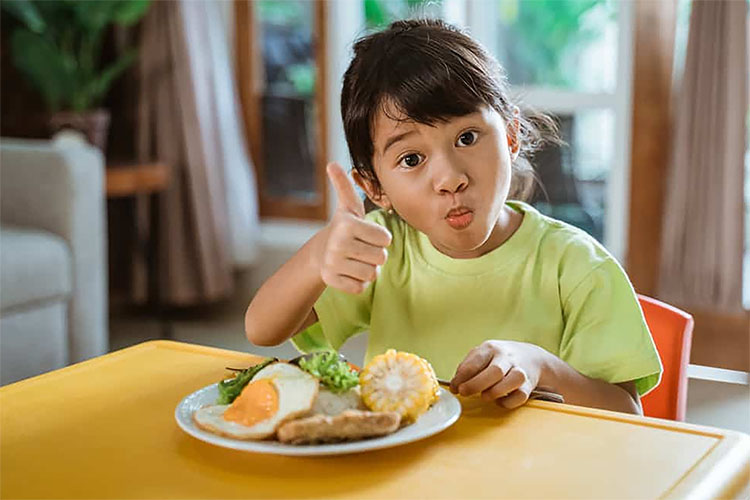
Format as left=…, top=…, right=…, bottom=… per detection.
left=292, top=201, right=662, bottom=396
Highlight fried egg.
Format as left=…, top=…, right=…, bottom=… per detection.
left=193, top=362, right=319, bottom=440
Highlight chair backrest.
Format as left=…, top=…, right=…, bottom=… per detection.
left=637, top=295, right=694, bottom=421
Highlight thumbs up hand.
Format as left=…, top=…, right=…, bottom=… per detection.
left=318, top=162, right=392, bottom=294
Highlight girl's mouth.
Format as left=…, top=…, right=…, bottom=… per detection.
left=445, top=207, right=474, bottom=230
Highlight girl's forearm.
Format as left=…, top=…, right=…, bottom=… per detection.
left=244, top=229, right=328, bottom=346
left=538, top=351, right=642, bottom=415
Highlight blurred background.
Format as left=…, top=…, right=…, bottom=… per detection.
left=0, top=0, right=748, bottom=431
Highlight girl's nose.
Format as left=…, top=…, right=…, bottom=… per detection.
left=432, top=160, right=469, bottom=195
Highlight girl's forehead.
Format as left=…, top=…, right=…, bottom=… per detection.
left=372, top=104, right=502, bottom=141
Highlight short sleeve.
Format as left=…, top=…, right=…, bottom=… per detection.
left=290, top=281, right=374, bottom=353
left=560, top=258, right=663, bottom=396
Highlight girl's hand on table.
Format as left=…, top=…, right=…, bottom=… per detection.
left=450, top=340, right=548, bottom=409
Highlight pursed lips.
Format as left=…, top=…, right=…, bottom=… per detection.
left=445, top=206, right=474, bottom=229
left=445, top=206, right=472, bottom=218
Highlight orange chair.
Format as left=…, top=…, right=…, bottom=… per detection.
left=637, top=295, right=694, bottom=421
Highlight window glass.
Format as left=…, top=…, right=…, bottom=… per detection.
left=497, top=0, right=618, bottom=93
left=530, top=109, right=614, bottom=243
left=258, top=0, right=319, bottom=200
left=364, top=0, right=444, bottom=30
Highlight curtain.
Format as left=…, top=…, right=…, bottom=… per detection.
left=136, top=0, right=260, bottom=306
left=659, top=0, right=748, bottom=314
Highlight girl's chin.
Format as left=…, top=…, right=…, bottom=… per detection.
left=434, top=228, right=493, bottom=258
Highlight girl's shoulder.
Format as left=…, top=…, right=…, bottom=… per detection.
left=512, top=201, right=613, bottom=267
left=511, top=202, right=625, bottom=291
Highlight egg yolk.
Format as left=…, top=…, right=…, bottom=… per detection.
left=223, top=379, right=279, bottom=426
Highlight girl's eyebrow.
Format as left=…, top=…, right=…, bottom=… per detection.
left=381, top=130, right=416, bottom=156
left=454, top=112, right=484, bottom=124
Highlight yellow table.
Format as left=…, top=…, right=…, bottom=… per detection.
left=2, top=341, right=748, bottom=499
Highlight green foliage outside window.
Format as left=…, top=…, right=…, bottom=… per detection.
left=364, top=0, right=443, bottom=30
left=498, top=0, right=614, bottom=88
left=257, top=0, right=308, bottom=27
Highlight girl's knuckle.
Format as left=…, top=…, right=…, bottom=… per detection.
left=489, top=363, right=504, bottom=379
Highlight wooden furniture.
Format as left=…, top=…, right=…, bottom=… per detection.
left=105, top=162, right=170, bottom=314
left=1, top=341, right=748, bottom=499
left=106, top=162, right=170, bottom=198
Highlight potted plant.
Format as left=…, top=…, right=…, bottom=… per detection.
left=2, top=0, right=150, bottom=151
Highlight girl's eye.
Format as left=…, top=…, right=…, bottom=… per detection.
left=456, top=131, right=478, bottom=147
left=398, top=153, right=423, bottom=169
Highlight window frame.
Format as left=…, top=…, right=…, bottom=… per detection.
left=235, top=0, right=330, bottom=221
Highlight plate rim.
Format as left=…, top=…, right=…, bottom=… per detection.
left=174, top=383, right=461, bottom=456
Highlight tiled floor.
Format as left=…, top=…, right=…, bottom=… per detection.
left=110, top=270, right=750, bottom=435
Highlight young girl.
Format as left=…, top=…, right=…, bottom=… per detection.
left=245, top=19, right=661, bottom=414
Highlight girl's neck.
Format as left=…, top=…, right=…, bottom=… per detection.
left=432, top=204, right=524, bottom=259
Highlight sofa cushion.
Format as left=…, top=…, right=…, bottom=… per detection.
left=0, top=225, right=72, bottom=312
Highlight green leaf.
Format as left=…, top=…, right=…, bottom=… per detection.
left=10, top=29, right=74, bottom=110
left=71, top=0, right=117, bottom=35
left=112, top=0, right=150, bottom=25
left=364, top=0, right=388, bottom=29
left=216, top=359, right=277, bottom=405
left=84, top=49, right=136, bottom=108
left=1, top=0, right=45, bottom=33
left=298, top=351, right=359, bottom=394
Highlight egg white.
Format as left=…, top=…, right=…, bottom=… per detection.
left=193, top=363, right=319, bottom=440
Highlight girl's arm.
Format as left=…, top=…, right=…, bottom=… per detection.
left=537, top=351, right=641, bottom=414
left=244, top=230, right=327, bottom=346
left=245, top=163, right=391, bottom=347
left=450, top=340, right=642, bottom=414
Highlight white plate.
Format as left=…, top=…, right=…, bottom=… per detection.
left=175, top=383, right=461, bottom=456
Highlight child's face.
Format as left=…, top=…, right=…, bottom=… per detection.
left=357, top=104, right=519, bottom=258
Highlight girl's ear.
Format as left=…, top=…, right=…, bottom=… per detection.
left=352, top=169, right=393, bottom=212
left=507, top=107, right=521, bottom=161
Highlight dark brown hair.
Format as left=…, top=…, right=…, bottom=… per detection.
left=341, top=18, right=559, bottom=200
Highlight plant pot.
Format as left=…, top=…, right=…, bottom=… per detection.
left=49, top=109, right=111, bottom=152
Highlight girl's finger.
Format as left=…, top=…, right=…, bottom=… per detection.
left=328, top=162, right=365, bottom=217
left=324, top=273, right=368, bottom=295
left=481, top=367, right=526, bottom=401
left=352, top=218, right=393, bottom=248
left=497, top=381, right=534, bottom=409
left=338, top=258, right=378, bottom=283
left=346, top=238, right=388, bottom=266
left=450, top=348, right=492, bottom=393
left=456, top=357, right=512, bottom=397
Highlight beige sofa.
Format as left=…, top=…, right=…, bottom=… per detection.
left=0, top=137, right=108, bottom=385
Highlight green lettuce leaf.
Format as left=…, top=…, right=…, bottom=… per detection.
left=216, top=358, right=276, bottom=405
left=298, top=351, right=359, bottom=393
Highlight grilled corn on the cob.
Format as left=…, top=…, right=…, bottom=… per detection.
left=359, top=350, right=439, bottom=422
